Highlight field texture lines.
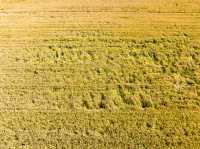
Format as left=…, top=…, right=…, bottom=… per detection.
left=0, top=0, right=200, bottom=148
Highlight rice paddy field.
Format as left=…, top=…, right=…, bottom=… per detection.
left=0, top=0, right=200, bottom=148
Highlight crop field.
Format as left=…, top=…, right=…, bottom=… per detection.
left=0, top=0, right=200, bottom=148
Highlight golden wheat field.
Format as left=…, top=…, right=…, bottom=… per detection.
left=0, top=0, right=200, bottom=148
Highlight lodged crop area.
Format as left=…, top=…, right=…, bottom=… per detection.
left=0, top=0, right=200, bottom=148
